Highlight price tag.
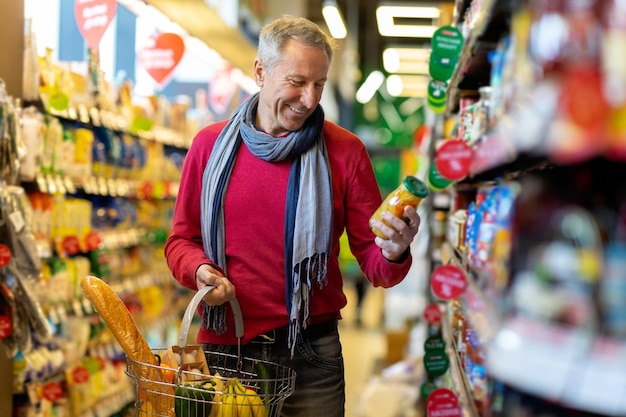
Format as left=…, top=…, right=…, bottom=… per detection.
left=42, top=381, right=65, bottom=402
left=426, top=387, right=461, bottom=417
left=0, top=310, right=12, bottom=339
left=424, top=350, right=450, bottom=377
left=430, top=264, right=467, bottom=300
left=435, top=139, right=473, bottom=181
left=420, top=381, right=438, bottom=400
left=0, top=244, right=12, bottom=267
left=62, top=236, right=81, bottom=255
left=423, top=303, right=442, bottom=324
left=431, top=26, right=464, bottom=58
left=424, top=335, right=446, bottom=352
left=72, top=366, right=91, bottom=384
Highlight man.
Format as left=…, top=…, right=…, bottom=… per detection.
left=164, top=15, right=421, bottom=417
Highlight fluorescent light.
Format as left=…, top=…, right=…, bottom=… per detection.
left=376, top=5, right=440, bottom=38
left=383, top=47, right=431, bottom=74
left=356, top=71, right=385, bottom=103
left=322, top=1, right=347, bottom=39
left=386, top=74, right=429, bottom=97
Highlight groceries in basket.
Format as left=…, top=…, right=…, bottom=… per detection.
left=80, top=275, right=175, bottom=415
left=80, top=276, right=296, bottom=417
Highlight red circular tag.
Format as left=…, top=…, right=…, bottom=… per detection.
left=430, top=265, right=467, bottom=300
left=72, top=366, right=91, bottom=384
left=85, top=231, right=102, bottom=251
left=62, top=236, right=81, bottom=255
left=0, top=315, right=12, bottom=339
left=42, top=382, right=65, bottom=402
left=427, top=388, right=461, bottom=417
left=423, top=303, right=442, bottom=324
left=0, top=244, right=12, bottom=267
left=435, top=139, right=473, bottom=181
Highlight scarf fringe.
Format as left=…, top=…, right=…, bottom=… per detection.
left=201, top=302, right=228, bottom=336
left=288, top=252, right=328, bottom=355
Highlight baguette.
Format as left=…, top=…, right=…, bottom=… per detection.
left=80, top=275, right=174, bottom=416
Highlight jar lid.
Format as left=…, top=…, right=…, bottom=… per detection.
left=403, top=176, right=430, bottom=198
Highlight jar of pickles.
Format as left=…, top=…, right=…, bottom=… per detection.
left=370, top=175, right=429, bottom=238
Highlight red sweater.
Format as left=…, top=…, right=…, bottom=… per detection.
left=164, top=120, right=412, bottom=344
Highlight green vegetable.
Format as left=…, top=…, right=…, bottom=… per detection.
left=174, top=381, right=215, bottom=417
left=254, top=360, right=275, bottom=414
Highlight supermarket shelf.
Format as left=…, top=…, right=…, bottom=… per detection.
left=441, top=241, right=503, bottom=346
left=487, top=316, right=626, bottom=416
left=28, top=173, right=179, bottom=199
left=447, top=0, right=512, bottom=115
left=441, top=305, right=480, bottom=417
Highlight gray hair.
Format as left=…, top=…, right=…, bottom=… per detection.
left=257, top=15, right=335, bottom=73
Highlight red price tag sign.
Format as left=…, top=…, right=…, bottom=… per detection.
left=85, top=230, right=102, bottom=251
left=435, top=139, right=473, bottom=181
left=0, top=314, right=12, bottom=339
left=139, top=33, right=185, bottom=86
left=72, top=366, right=91, bottom=384
left=430, top=265, right=467, bottom=300
left=74, top=0, right=117, bottom=53
left=423, top=303, right=442, bottom=324
left=0, top=244, right=11, bottom=267
left=427, top=388, right=461, bottom=417
left=62, top=236, right=81, bottom=255
left=42, top=382, right=65, bottom=402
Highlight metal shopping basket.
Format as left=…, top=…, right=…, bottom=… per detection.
left=125, top=286, right=297, bottom=417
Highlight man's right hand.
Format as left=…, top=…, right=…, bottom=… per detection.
left=195, top=264, right=236, bottom=305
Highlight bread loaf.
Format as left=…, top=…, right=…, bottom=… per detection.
left=80, top=275, right=174, bottom=416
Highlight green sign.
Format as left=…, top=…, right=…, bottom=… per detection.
left=424, top=335, right=446, bottom=352
left=432, top=25, right=464, bottom=58
left=423, top=350, right=450, bottom=377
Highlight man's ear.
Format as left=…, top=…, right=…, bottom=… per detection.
left=253, top=58, right=264, bottom=86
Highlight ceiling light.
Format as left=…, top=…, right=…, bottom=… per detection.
left=382, top=47, right=431, bottom=74
left=386, top=74, right=429, bottom=97
left=356, top=71, right=385, bottom=103
left=322, top=1, right=347, bottom=39
left=376, top=5, right=440, bottom=38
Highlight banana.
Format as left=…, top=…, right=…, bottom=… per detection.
left=217, top=383, right=237, bottom=417
left=246, top=391, right=268, bottom=417
left=209, top=372, right=224, bottom=417
left=232, top=380, right=268, bottom=417
left=232, top=380, right=253, bottom=417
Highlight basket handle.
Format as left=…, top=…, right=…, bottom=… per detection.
left=177, top=285, right=244, bottom=348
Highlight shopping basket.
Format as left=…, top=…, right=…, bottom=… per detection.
left=125, top=285, right=297, bottom=417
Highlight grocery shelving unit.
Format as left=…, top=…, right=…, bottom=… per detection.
left=433, top=0, right=626, bottom=416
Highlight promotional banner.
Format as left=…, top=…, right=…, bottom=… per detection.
left=138, top=33, right=186, bottom=87
left=74, top=0, right=117, bottom=53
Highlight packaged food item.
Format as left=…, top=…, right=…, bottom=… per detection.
left=370, top=176, right=429, bottom=238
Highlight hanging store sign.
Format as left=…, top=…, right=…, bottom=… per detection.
left=139, top=33, right=186, bottom=87
left=430, top=264, right=467, bottom=300
left=434, top=139, right=473, bottom=181
left=423, top=303, right=442, bottom=324
left=426, top=388, right=462, bottom=417
left=74, top=0, right=117, bottom=53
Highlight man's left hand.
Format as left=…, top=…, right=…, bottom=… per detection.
left=371, top=206, right=421, bottom=262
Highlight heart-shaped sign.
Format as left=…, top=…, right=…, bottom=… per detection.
left=139, top=33, right=186, bottom=87
left=74, top=0, right=117, bottom=53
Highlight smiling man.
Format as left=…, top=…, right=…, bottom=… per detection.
left=164, top=15, right=421, bottom=417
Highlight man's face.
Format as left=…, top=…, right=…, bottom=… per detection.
left=254, top=39, right=330, bottom=137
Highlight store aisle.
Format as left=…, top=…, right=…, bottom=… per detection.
left=341, top=285, right=387, bottom=417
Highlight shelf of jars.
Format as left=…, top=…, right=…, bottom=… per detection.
left=440, top=305, right=481, bottom=417
left=32, top=173, right=179, bottom=200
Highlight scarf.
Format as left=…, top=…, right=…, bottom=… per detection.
left=200, top=92, right=332, bottom=352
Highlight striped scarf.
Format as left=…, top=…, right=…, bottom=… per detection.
left=200, top=93, right=332, bottom=352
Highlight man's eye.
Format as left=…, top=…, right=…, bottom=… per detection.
left=290, top=79, right=304, bottom=86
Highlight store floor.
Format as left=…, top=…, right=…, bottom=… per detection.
left=340, top=284, right=387, bottom=417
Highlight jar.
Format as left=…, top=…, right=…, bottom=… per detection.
left=470, top=86, right=492, bottom=143
left=370, top=176, right=429, bottom=238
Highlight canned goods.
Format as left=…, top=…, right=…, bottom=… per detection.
left=370, top=176, right=429, bottom=238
